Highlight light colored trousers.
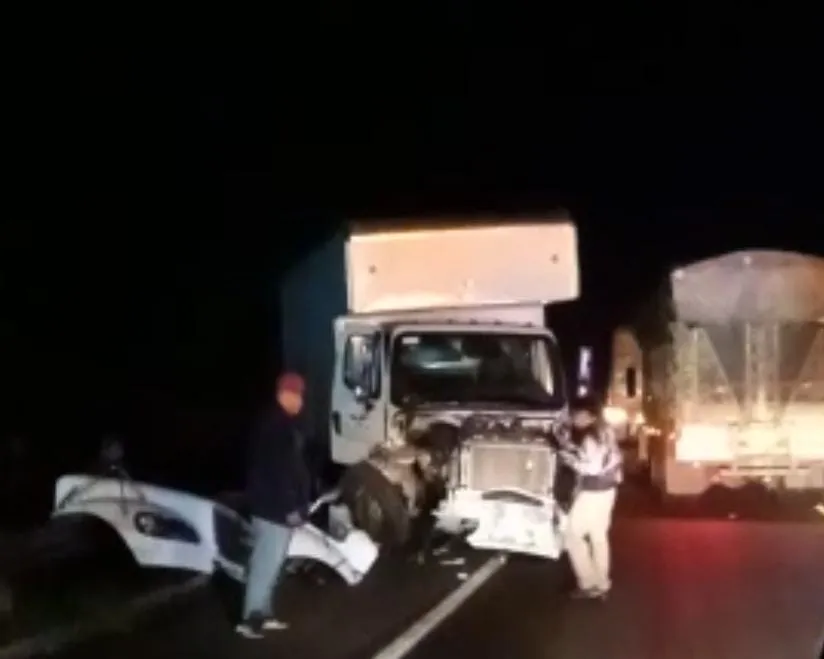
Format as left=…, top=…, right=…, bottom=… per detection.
left=242, top=516, right=293, bottom=620
left=564, top=488, right=617, bottom=591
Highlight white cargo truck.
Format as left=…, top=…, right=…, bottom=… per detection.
left=281, top=217, right=579, bottom=559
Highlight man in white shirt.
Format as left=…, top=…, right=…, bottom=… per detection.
left=553, top=395, right=622, bottom=599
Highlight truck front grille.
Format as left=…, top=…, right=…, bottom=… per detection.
left=464, top=443, right=553, bottom=497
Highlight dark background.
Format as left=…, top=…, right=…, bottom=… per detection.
left=1, top=11, right=822, bottom=523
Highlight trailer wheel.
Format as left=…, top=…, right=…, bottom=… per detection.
left=340, top=462, right=411, bottom=547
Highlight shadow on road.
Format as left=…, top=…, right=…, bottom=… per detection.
left=0, top=516, right=190, bottom=646
left=617, top=477, right=823, bottom=523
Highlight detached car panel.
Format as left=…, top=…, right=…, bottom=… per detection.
left=52, top=474, right=379, bottom=586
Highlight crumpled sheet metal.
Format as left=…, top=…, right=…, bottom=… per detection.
left=671, top=250, right=824, bottom=323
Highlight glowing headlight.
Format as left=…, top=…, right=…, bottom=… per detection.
left=603, top=406, right=628, bottom=425
left=134, top=511, right=160, bottom=536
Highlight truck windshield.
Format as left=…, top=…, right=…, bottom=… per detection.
left=390, top=330, right=565, bottom=409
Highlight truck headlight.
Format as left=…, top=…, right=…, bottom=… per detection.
left=134, top=511, right=200, bottom=544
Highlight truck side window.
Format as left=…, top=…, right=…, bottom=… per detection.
left=343, top=334, right=380, bottom=396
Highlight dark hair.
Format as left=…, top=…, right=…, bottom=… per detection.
left=570, top=393, right=601, bottom=416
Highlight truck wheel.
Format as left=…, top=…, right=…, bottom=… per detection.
left=340, top=463, right=411, bottom=547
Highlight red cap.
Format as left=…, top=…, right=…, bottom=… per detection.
left=277, top=372, right=305, bottom=395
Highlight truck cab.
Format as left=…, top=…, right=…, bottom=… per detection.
left=332, top=315, right=566, bottom=464
left=282, top=218, right=580, bottom=558
left=605, top=327, right=645, bottom=444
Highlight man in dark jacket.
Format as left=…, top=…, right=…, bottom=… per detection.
left=236, top=372, right=312, bottom=639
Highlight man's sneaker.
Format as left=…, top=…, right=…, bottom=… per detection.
left=235, top=618, right=264, bottom=639
left=262, top=618, right=289, bottom=631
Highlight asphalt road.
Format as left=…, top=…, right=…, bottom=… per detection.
left=50, top=546, right=494, bottom=659
left=19, top=485, right=824, bottom=659
left=0, top=516, right=192, bottom=646
left=407, top=520, right=824, bottom=659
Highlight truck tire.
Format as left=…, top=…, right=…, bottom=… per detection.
left=340, top=462, right=411, bottom=548
left=420, top=422, right=461, bottom=469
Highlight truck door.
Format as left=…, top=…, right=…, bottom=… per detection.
left=330, top=319, right=385, bottom=465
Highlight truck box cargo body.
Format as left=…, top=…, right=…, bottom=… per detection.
left=614, top=250, right=824, bottom=495
left=280, top=216, right=580, bottom=558
left=346, top=220, right=578, bottom=313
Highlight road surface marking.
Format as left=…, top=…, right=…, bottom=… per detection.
left=0, top=575, right=208, bottom=659
left=372, top=554, right=507, bottom=659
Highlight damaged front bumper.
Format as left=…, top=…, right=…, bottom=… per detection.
left=433, top=488, right=566, bottom=560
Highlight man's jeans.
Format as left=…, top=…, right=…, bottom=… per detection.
left=242, top=516, right=293, bottom=620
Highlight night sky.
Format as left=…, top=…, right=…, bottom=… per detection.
left=2, top=14, right=822, bottom=498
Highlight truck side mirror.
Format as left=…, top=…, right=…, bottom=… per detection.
left=577, top=346, right=593, bottom=396
left=343, top=332, right=381, bottom=406
left=626, top=367, right=637, bottom=398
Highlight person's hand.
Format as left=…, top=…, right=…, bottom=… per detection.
left=286, top=511, right=304, bottom=527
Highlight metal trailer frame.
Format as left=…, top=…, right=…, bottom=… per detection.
left=637, top=250, right=824, bottom=495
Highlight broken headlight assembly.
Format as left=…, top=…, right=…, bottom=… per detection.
left=133, top=511, right=200, bottom=544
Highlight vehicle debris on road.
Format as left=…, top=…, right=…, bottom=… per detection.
left=438, top=558, right=466, bottom=567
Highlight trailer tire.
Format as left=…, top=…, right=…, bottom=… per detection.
left=340, top=462, right=411, bottom=548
